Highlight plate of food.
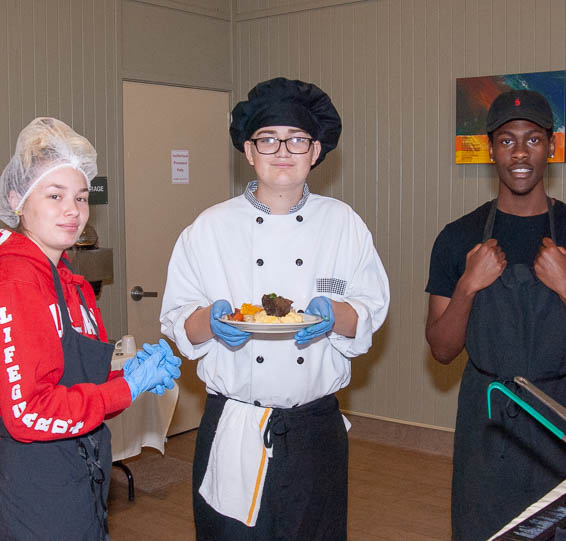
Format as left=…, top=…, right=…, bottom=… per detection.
left=220, top=293, right=322, bottom=334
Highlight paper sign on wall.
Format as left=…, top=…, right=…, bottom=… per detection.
left=171, top=150, right=189, bottom=184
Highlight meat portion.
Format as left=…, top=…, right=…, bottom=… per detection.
left=262, top=293, right=293, bottom=317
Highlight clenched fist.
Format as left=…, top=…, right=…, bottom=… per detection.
left=462, top=238, right=507, bottom=294
left=534, top=237, right=566, bottom=298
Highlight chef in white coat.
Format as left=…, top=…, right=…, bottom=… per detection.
left=160, top=77, right=389, bottom=541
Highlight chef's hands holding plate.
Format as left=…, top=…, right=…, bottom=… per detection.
left=210, top=299, right=251, bottom=346
left=294, top=296, right=335, bottom=344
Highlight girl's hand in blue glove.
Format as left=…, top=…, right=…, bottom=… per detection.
left=135, top=339, right=182, bottom=395
left=294, top=296, right=335, bottom=344
left=210, top=299, right=251, bottom=347
left=123, top=350, right=144, bottom=377
left=124, top=349, right=168, bottom=402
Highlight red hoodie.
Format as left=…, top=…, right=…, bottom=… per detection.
left=0, top=230, right=131, bottom=443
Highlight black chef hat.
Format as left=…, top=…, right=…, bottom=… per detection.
left=486, top=89, right=554, bottom=134
left=230, top=77, right=342, bottom=168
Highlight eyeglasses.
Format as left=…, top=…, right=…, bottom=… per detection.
left=250, top=136, right=313, bottom=155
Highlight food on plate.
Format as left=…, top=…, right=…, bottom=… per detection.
left=262, top=293, right=293, bottom=317
left=241, top=303, right=263, bottom=316
left=227, top=308, right=244, bottom=321
left=252, top=310, right=303, bottom=324
left=226, top=294, right=304, bottom=324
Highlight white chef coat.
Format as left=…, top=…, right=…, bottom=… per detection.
left=160, top=182, right=389, bottom=408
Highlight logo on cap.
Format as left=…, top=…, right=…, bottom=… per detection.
left=515, top=98, right=521, bottom=106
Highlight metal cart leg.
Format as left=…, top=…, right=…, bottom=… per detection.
left=112, top=460, right=135, bottom=501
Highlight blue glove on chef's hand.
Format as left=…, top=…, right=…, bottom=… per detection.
left=210, top=299, right=251, bottom=347
left=132, top=339, right=182, bottom=395
left=294, top=296, right=335, bottom=344
left=123, top=345, right=181, bottom=401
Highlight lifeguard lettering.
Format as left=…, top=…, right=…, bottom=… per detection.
left=70, top=421, right=84, bottom=434
left=0, top=306, right=12, bottom=324
left=11, top=384, right=21, bottom=400
left=4, top=345, right=15, bottom=363
left=12, top=403, right=27, bottom=419
left=0, top=300, right=88, bottom=437
left=51, top=419, right=69, bottom=434
left=35, top=417, right=53, bottom=432
left=6, top=365, right=21, bottom=383
left=21, top=413, right=37, bottom=427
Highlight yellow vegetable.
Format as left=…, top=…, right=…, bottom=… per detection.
left=240, top=303, right=263, bottom=316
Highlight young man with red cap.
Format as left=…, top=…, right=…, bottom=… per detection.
left=426, top=89, right=566, bottom=539
left=161, top=77, right=390, bottom=540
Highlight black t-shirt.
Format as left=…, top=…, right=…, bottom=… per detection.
left=426, top=199, right=566, bottom=298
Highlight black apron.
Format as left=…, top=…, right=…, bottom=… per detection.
left=0, top=259, right=115, bottom=541
left=452, top=198, right=566, bottom=540
left=193, top=393, right=348, bottom=541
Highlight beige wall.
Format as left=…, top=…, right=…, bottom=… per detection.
left=0, top=0, right=232, bottom=342
left=232, top=0, right=566, bottom=429
left=3, top=0, right=566, bottom=430
left=121, top=0, right=231, bottom=89
left=0, top=0, right=126, bottom=338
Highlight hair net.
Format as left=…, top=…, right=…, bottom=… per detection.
left=0, top=117, right=97, bottom=227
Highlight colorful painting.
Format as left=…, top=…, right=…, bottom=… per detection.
left=456, top=71, right=566, bottom=163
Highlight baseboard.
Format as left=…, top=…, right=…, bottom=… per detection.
left=344, top=412, right=454, bottom=458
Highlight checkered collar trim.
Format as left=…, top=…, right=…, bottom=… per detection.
left=244, top=181, right=310, bottom=214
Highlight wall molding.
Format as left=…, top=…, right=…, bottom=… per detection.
left=129, top=0, right=231, bottom=21
left=121, top=71, right=233, bottom=92
left=346, top=412, right=455, bottom=457
left=234, top=0, right=368, bottom=22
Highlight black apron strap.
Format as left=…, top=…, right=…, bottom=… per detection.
left=48, top=259, right=74, bottom=333
left=482, top=199, right=498, bottom=242
left=47, top=258, right=111, bottom=539
left=60, top=258, right=101, bottom=340
left=483, top=197, right=555, bottom=243
left=548, top=196, right=556, bottom=243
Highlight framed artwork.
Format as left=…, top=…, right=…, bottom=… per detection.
left=456, top=71, right=566, bottom=164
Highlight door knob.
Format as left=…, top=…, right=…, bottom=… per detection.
left=130, top=286, right=158, bottom=301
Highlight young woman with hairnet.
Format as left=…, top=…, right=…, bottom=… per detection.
left=0, top=117, right=181, bottom=540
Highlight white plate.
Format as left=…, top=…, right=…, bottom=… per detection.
left=219, top=313, right=322, bottom=334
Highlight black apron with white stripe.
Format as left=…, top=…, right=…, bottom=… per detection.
left=193, top=393, right=348, bottom=541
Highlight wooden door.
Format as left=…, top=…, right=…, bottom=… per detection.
left=123, top=81, right=230, bottom=434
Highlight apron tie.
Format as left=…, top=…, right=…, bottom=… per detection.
left=263, top=409, right=290, bottom=456
left=77, top=434, right=109, bottom=537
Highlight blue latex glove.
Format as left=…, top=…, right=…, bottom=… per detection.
left=122, top=340, right=175, bottom=376
left=123, top=350, right=144, bottom=377
left=210, top=299, right=251, bottom=347
left=135, top=339, right=182, bottom=395
left=294, top=296, right=335, bottom=344
left=123, top=348, right=181, bottom=402
left=132, top=344, right=165, bottom=394
left=138, top=339, right=178, bottom=366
